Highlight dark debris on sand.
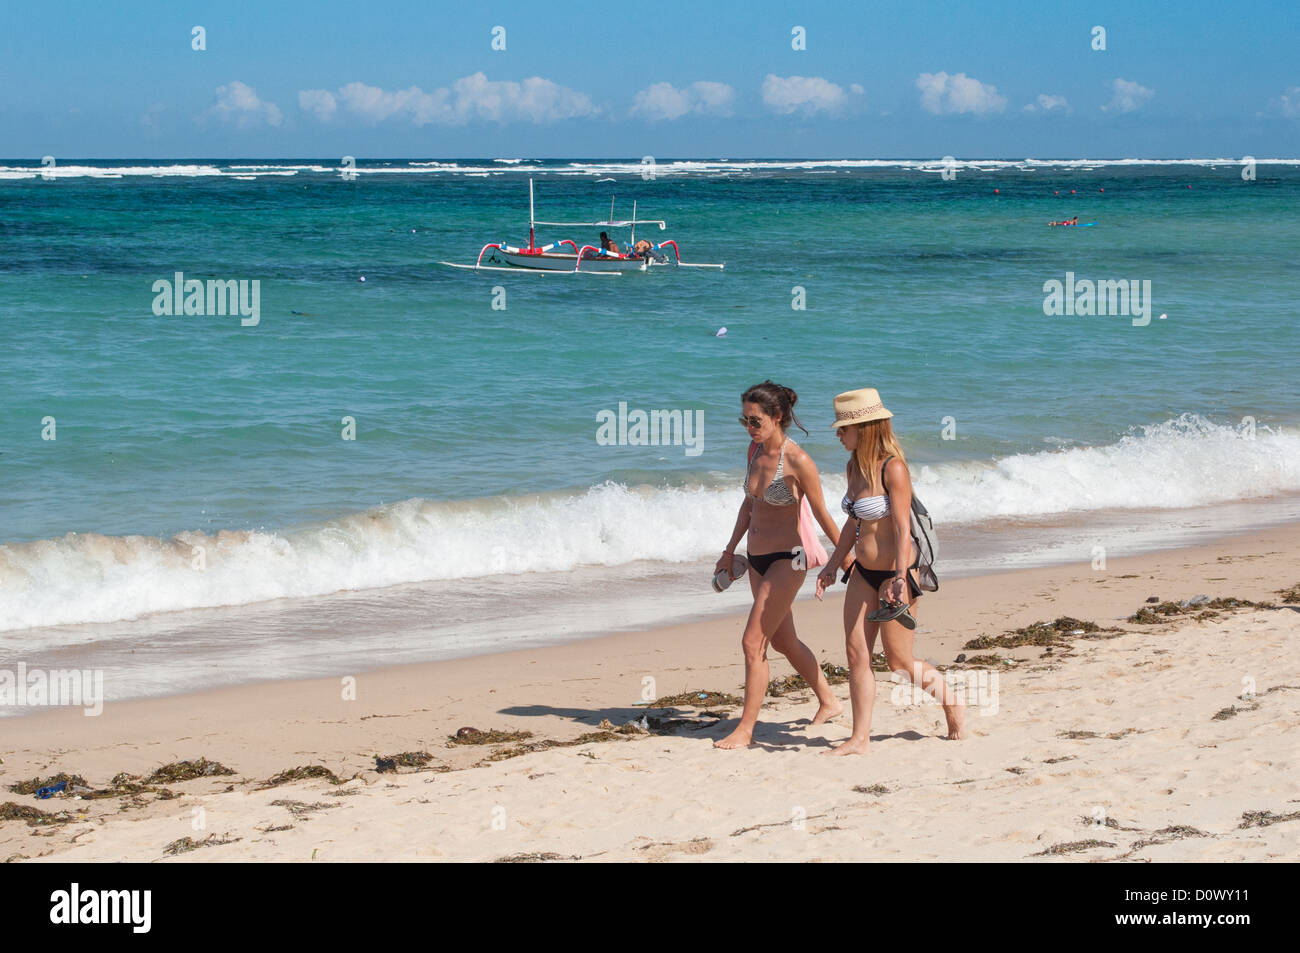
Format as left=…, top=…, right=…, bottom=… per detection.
left=1238, top=809, right=1300, bottom=829
left=257, top=765, right=346, bottom=789
left=163, top=833, right=241, bottom=855
left=768, top=662, right=851, bottom=697
left=1031, top=839, right=1115, bottom=856
left=269, top=799, right=342, bottom=818
left=647, top=690, right=743, bottom=708
left=477, top=719, right=655, bottom=764
left=963, top=617, right=1119, bottom=652
left=1275, top=583, right=1300, bottom=604
left=494, top=851, right=581, bottom=863
left=10, top=759, right=237, bottom=803
left=0, top=801, right=80, bottom=827
left=447, top=728, right=534, bottom=746
left=375, top=751, right=446, bottom=773
left=1127, top=597, right=1272, bottom=625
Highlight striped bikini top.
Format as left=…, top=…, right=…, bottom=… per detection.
left=745, top=439, right=797, bottom=506
left=841, top=456, right=893, bottom=521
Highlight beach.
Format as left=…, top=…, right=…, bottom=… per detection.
left=4, top=521, right=1297, bottom=863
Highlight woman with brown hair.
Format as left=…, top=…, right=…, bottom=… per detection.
left=815, top=388, right=965, bottom=753
left=713, top=380, right=846, bottom=749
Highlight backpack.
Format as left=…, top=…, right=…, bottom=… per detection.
left=879, top=456, right=939, bottom=592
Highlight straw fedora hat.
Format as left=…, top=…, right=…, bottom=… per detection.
left=831, top=388, right=893, bottom=429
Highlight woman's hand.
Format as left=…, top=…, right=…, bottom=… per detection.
left=715, top=551, right=735, bottom=577
left=883, top=574, right=908, bottom=605
left=815, top=566, right=837, bottom=600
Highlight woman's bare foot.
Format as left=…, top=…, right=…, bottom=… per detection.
left=714, top=727, right=754, bottom=749
left=944, top=703, right=967, bottom=740
left=808, top=698, right=844, bottom=726
left=824, top=736, right=871, bottom=756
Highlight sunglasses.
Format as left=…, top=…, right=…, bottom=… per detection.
left=738, top=415, right=765, bottom=429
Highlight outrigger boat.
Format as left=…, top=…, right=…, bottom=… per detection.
left=438, top=179, right=724, bottom=275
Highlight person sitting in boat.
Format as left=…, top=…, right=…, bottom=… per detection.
left=599, top=231, right=625, bottom=255
left=1048, top=216, right=1080, bottom=226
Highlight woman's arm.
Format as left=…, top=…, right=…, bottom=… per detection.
left=789, top=449, right=841, bottom=547
left=882, top=457, right=914, bottom=603
left=715, top=497, right=753, bottom=575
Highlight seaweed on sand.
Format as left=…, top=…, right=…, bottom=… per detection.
left=768, top=662, right=851, bottom=697
left=144, top=758, right=235, bottom=784
left=7, top=773, right=90, bottom=796
left=0, top=802, right=77, bottom=827
left=478, top=719, right=657, bottom=764
left=963, top=617, right=1116, bottom=651
left=163, top=833, right=241, bottom=855
left=853, top=784, right=889, bottom=796
left=1127, top=597, right=1270, bottom=624
left=647, top=690, right=743, bottom=708
left=257, top=765, right=345, bottom=789
left=269, top=799, right=341, bottom=818
left=446, top=728, right=534, bottom=746
left=494, top=852, right=580, bottom=863
left=11, top=759, right=236, bottom=802
left=375, top=751, right=442, bottom=773
left=1031, top=839, right=1115, bottom=856
left=1238, top=809, right=1300, bottom=829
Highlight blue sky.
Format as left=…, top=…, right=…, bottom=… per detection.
left=2, top=0, right=1298, bottom=157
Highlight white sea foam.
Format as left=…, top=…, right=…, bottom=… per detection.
left=916, top=415, right=1300, bottom=519
left=0, top=416, right=1295, bottom=632
left=3, top=157, right=1297, bottom=181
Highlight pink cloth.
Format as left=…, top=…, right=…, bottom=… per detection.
left=797, top=495, right=829, bottom=569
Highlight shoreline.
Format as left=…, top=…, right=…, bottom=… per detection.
left=2, top=521, right=1298, bottom=861
left=5, top=495, right=1299, bottom=710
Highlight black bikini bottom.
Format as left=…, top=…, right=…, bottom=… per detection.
left=841, top=562, right=922, bottom=599
left=748, top=551, right=799, bottom=576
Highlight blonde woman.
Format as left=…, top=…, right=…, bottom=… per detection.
left=713, top=380, right=845, bottom=749
left=815, top=389, right=965, bottom=753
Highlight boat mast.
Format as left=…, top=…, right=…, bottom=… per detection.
left=631, top=200, right=637, bottom=245
left=529, top=178, right=536, bottom=250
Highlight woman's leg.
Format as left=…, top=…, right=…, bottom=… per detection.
left=767, top=589, right=843, bottom=726
left=715, top=559, right=808, bottom=749
left=826, top=568, right=878, bottom=755
left=879, top=594, right=967, bottom=740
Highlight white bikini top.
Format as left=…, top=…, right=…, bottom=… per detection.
left=841, top=456, right=895, bottom=521
left=841, top=491, right=890, bottom=521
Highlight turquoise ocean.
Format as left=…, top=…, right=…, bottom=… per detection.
left=2, top=158, right=1299, bottom=704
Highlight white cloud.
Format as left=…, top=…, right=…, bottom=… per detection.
left=301, top=73, right=597, bottom=125
left=916, top=71, right=1006, bottom=115
left=1103, top=78, right=1154, bottom=113
left=762, top=74, right=855, bottom=115
left=631, top=81, right=735, bottom=120
left=1023, top=93, right=1068, bottom=113
left=298, top=89, right=337, bottom=122
left=1275, top=86, right=1300, bottom=118
left=210, top=81, right=282, bottom=128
